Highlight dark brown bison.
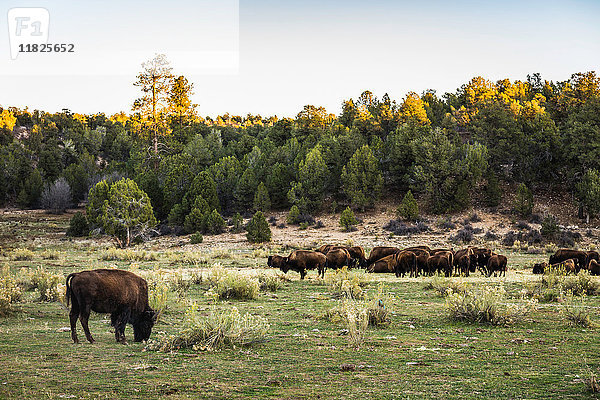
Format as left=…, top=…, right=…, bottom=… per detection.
left=550, top=258, right=577, bottom=274
left=430, top=248, right=453, bottom=255
left=284, top=250, right=327, bottom=279
left=549, top=249, right=587, bottom=272
left=368, top=254, right=397, bottom=273
left=367, top=246, right=400, bottom=267
left=532, top=262, right=547, bottom=274
left=66, top=269, right=156, bottom=344
left=325, top=248, right=351, bottom=271
left=346, top=246, right=367, bottom=268
left=588, top=259, right=600, bottom=276
left=472, top=247, right=493, bottom=275
left=316, top=244, right=336, bottom=254
left=586, top=251, right=600, bottom=269
left=487, top=254, right=507, bottom=277
left=427, top=253, right=453, bottom=277
left=267, top=255, right=287, bottom=269
left=394, top=251, right=417, bottom=278
left=404, top=248, right=430, bottom=276
left=455, top=248, right=474, bottom=277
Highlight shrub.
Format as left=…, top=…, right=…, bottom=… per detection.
left=514, top=183, right=534, bottom=217
left=424, top=276, right=468, bottom=297
left=396, top=190, right=419, bottom=221
left=341, top=299, right=369, bottom=346
left=204, top=209, right=226, bottom=234
left=146, top=303, right=270, bottom=351
left=541, top=215, right=559, bottom=237
left=30, top=267, right=64, bottom=302
left=469, top=213, right=482, bottom=222
left=484, top=230, right=500, bottom=241
left=502, top=231, right=517, bottom=247
left=9, top=248, right=35, bottom=261
left=66, top=212, right=89, bottom=237
left=184, top=208, right=206, bottom=234
left=100, top=247, right=158, bottom=261
left=445, top=285, right=536, bottom=325
left=246, top=211, right=271, bottom=243
left=383, top=220, right=429, bottom=236
left=147, top=278, right=169, bottom=321
left=562, top=293, right=594, bottom=328
left=438, top=218, right=456, bottom=230
left=450, top=229, right=474, bottom=243
left=231, top=213, right=244, bottom=233
left=0, top=266, right=24, bottom=316
left=339, top=207, right=358, bottom=232
left=299, top=222, right=308, bottom=230
left=207, top=268, right=260, bottom=300
left=516, top=221, right=531, bottom=230
left=258, top=273, right=283, bottom=292
left=314, top=220, right=325, bottom=229
left=324, top=267, right=369, bottom=300
left=41, top=177, right=72, bottom=214
left=365, top=283, right=393, bottom=327
left=287, top=205, right=301, bottom=225
left=190, top=232, right=203, bottom=244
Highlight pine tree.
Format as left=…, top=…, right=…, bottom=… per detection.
left=397, top=190, right=419, bottom=220
left=246, top=211, right=271, bottom=243
left=341, top=145, right=383, bottom=210
left=253, top=182, right=271, bottom=212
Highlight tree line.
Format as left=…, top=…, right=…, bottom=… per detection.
left=1, top=55, right=600, bottom=230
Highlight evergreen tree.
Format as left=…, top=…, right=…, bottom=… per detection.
left=339, top=207, right=358, bottom=232
left=253, top=182, right=271, bottom=212
left=246, top=211, right=271, bottom=243
left=341, top=145, right=383, bottom=210
left=514, top=183, right=534, bottom=217
left=397, top=190, right=419, bottom=220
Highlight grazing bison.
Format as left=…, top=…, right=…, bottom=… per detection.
left=532, top=262, right=547, bottom=274
left=367, top=246, right=400, bottom=267
left=325, top=248, right=351, bottom=271
left=394, top=251, right=417, bottom=278
left=549, top=249, right=587, bottom=272
left=284, top=250, right=327, bottom=279
left=346, top=246, right=368, bottom=268
left=427, top=253, right=453, bottom=277
left=472, top=247, right=493, bottom=275
left=487, top=254, right=507, bottom=277
left=589, top=259, right=600, bottom=276
left=586, top=251, right=600, bottom=269
left=455, top=248, right=474, bottom=277
left=66, top=269, right=156, bottom=344
left=368, top=254, right=397, bottom=273
left=267, top=255, right=287, bottom=269
left=550, top=258, right=577, bottom=274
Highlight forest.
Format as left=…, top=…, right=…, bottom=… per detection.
left=1, top=57, right=600, bottom=243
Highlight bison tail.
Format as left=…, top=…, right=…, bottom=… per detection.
left=65, top=273, right=76, bottom=307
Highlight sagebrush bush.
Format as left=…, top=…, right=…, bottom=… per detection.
left=424, top=276, right=468, bottom=297
left=165, top=251, right=207, bottom=266
left=146, top=303, right=270, bottom=351
left=30, top=267, right=64, bottom=302
left=525, top=270, right=600, bottom=302
left=205, top=265, right=259, bottom=300
left=147, top=278, right=169, bottom=322
left=0, top=266, right=24, bottom=316
left=101, top=247, right=158, bottom=262
left=258, top=273, right=283, bottom=292
left=445, top=285, right=536, bottom=325
left=562, top=293, right=594, bottom=328
left=170, top=271, right=191, bottom=300
left=8, top=248, right=35, bottom=261
left=40, top=249, right=61, bottom=260
left=325, top=267, right=369, bottom=300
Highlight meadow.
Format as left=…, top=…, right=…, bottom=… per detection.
left=1, top=211, right=599, bottom=399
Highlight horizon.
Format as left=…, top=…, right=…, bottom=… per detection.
left=1, top=0, right=599, bottom=118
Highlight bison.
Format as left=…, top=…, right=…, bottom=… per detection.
left=532, top=262, right=547, bottom=274
left=368, top=254, right=397, bottom=273
left=66, top=269, right=156, bottom=344
left=316, top=244, right=336, bottom=255
left=586, top=251, right=600, bottom=269
left=549, top=249, right=587, bottom=272
left=267, top=255, right=287, bottom=269
left=487, top=254, right=507, bottom=277
left=394, top=251, right=417, bottom=278
left=367, top=246, right=400, bottom=267
left=550, top=258, right=577, bottom=274
left=472, top=247, right=493, bottom=275
left=346, top=246, right=368, bottom=268
left=325, top=248, right=351, bottom=271
left=588, top=259, right=600, bottom=276
left=427, top=253, right=453, bottom=277
left=455, top=248, right=474, bottom=277
left=284, top=250, right=327, bottom=279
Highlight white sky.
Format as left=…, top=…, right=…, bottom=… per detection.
left=1, top=0, right=599, bottom=118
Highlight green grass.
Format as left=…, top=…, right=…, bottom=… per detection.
left=0, top=211, right=599, bottom=399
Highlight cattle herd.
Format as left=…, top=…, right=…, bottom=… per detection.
left=533, top=248, right=600, bottom=276
left=268, top=244, right=508, bottom=279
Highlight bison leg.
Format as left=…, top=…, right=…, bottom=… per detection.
left=79, top=306, right=95, bottom=344
left=300, top=269, right=306, bottom=279
left=111, top=311, right=128, bottom=343
left=69, top=305, right=80, bottom=344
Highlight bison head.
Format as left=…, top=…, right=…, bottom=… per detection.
left=133, top=309, right=156, bottom=342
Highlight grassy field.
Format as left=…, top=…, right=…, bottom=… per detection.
left=1, top=211, right=600, bottom=399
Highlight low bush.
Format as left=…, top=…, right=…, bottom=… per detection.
left=164, top=251, right=207, bottom=266
left=383, top=220, right=429, bottom=236
left=324, top=267, right=369, bottom=300
left=445, top=285, right=536, bottom=325
left=30, top=267, right=64, bottom=302
left=469, top=213, right=482, bottom=222
left=562, top=293, right=594, bottom=328
left=438, top=218, right=456, bottom=230
left=0, top=266, right=24, bottom=316
left=450, top=229, right=474, bottom=243
left=314, top=220, right=325, bottom=229
left=8, top=248, right=35, bottom=261
left=516, top=221, right=531, bottom=230
left=101, top=247, right=158, bottom=262
left=231, top=213, right=245, bottom=233
left=67, top=212, right=89, bottom=237
left=146, top=303, right=270, bottom=351
left=484, top=230, right=500, bottom=241
left=147, top=278, right=169, bottom=322
left=190, top=232, right=203, bottom=244
left=41, top=177, right=72, bottom=214
left=287, top=205, right=301, bottom=225
left=205, top=266, right=260, bottom=300
left=258, top=273, right=283, bottom=292
left=424, top=276, right=468, bottom=297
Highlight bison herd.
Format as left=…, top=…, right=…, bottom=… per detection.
left=268, top=245, right=507, bottom=279
left=533, top=248, right=600, bottom=275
